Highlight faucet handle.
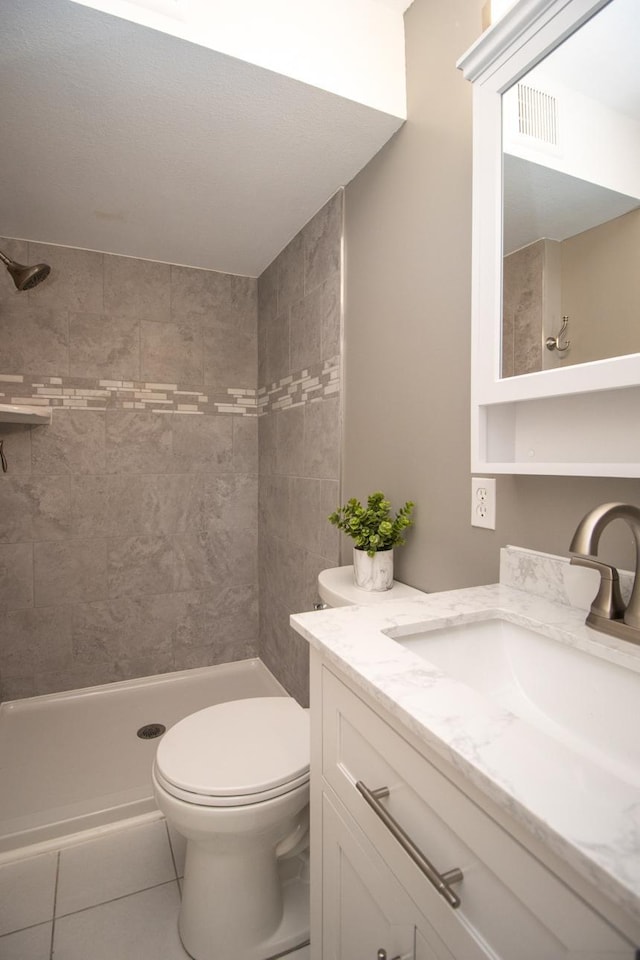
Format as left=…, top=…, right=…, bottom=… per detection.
left=570, top=556, right=625, bottom=621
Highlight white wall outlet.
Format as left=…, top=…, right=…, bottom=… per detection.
left=471, top=477, right=496, bottom=530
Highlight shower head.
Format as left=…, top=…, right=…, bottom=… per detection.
left=0, top=249, right=51, bottom=291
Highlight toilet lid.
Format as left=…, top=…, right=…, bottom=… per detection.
left=155, top=697, right=310, bottom=802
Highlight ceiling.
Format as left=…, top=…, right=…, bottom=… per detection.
left=1, top=0, right=407, bottom=276
left=503, top=156, right=639, bottom=254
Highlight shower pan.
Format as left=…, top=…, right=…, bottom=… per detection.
left=0, top=659, right=286, bottom=858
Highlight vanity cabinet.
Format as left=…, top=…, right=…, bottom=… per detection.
left=322, top=792, right=453, bottom=960
left=310, top=651, right=637, bottom=960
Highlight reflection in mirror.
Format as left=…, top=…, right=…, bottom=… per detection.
left=501, top=0, right=640, bottom=378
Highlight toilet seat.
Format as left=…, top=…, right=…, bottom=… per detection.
left=153, top=765, right=310, bottom=806
left=154, top=697, right=310, bottom=807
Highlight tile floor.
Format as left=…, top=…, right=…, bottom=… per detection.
left=0, top=817, right=310, bottom=960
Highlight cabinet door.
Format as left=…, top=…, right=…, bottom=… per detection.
left=322, top=791, right=413, bottom=960
left=414, top=928, right=454, bottom=960
left=322, top=792, right=455, bottom=960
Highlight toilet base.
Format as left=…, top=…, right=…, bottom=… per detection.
left=179, top=853, right=310, bottom=960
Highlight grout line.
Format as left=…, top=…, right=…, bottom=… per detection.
left=54, top=877, right=179, bottom=921
left=49, top=850, right=60, bottom=959
left=0, top=920, right=53, bottom=942
left=266, top=938, right=311, bottom=960
left=163, top=818, right=180, bottom=883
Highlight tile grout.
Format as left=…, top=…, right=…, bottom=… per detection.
left=163, top=819, right=181, bottom=889
left=49, top=851, right=60, bottom=960
left=54, top=877, right=180, bottom=923
left=0, top=918, right=52, bottom=940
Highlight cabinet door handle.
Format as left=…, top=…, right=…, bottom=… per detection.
left=356, top=780, right=463, bottom=909
left=377, top=951, right=401, bottom=960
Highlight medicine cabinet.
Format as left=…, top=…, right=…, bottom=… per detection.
left=458, top=0, right=640, bottom=476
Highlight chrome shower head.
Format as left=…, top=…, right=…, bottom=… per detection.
left=0, top=249, right=51, bottom=291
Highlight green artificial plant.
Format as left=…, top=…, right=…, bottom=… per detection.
left=328, top=492, right=414, bottom=558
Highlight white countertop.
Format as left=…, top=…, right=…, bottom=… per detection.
left=291, top=547, right=640, bottom=922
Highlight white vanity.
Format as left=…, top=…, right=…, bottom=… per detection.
left=291, top=547, right=640, bottom=959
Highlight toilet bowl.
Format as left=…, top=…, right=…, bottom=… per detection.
left=152, top=696, right=310, bottom=960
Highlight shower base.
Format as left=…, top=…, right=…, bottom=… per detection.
left=0, top=658, right=286, bottom=858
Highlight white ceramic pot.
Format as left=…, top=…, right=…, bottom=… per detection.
left=352, top=548, right=394, bottom=591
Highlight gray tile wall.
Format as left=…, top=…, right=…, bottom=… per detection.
left=257, top=192, right=343, bottom=706
left=0, top=240, right=258, bottom=700
left=502, top=240, right=544, bottom=378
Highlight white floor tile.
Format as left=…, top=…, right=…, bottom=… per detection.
left=56, top=819, right=176, bottom=917
left=0, top=852, right=57, bottom=936
left=52, top=881, right=188, bottom=960
left=0, top=922, right=53, bottom=960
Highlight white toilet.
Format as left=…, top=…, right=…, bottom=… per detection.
left=152, top=696, right=310, bottom=960
left=317, top=564, right=425, bottom=607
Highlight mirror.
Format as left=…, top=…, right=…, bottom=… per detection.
left=501, top=0, right=640, bottom=378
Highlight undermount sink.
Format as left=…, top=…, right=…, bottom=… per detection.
left=389, top=617, right=640, bottom=785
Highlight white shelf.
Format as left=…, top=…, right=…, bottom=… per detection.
left=474, top=385, right=640, bottom=477
left=0, top=404, right=52, bottom=425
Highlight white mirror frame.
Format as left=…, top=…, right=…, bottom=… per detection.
left=458, top=0, right=640, bottom=477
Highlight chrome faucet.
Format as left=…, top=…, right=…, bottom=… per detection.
left=569, top=502, right=640, bottom=645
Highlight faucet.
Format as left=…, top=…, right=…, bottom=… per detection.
left=569, top=502, right=640, bottom=645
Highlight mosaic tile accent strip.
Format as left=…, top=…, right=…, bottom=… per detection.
left=257, top=356, right=340, bottom=416
left=0, top=374, right=257, bottom=417
left=0, top=358, right=339, bottom=418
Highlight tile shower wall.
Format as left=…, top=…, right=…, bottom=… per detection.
left=502, top=240, right=545, bottom=378
left=0, top=238, right=258, bottom=700
left=257, top=191, right=343, bottom=705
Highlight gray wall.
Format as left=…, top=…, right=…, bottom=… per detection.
left=343, top=0, right=640, bottom=591
left=257, top=192, right=343, bottom=706
left=0, top=239, right=258, bottom=700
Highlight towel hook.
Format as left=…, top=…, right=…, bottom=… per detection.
left=546, top=315, right=571, bottom=353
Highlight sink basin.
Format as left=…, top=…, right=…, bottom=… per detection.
left=391, top=617, right=640, bottom=784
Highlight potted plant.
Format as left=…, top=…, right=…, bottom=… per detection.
left=328, top=492, right=414, bottom=591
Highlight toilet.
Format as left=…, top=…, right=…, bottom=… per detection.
left=152, top=696, right=310, bottom=960
left=318, top=564, right=425, bottom=607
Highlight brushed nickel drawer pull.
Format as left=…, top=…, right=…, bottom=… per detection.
left=356, top=780, right=463, bottom=909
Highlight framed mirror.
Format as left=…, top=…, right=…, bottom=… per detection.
left=501, top=0, right=640, bottom=378
left=458, top=0, right=640, bottom=477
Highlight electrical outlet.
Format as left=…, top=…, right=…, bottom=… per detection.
left=471, top=477, right=496, bottom=529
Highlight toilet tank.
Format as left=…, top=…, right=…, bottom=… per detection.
left=317, top=565, right=426, bottom=607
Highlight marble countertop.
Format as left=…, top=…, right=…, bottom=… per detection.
left=291, top=551, right=640, bottom=923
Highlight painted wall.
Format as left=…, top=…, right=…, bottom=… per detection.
left=503, top=208, right=640, bottom=376
left=343, top=0, right=640, bottom=592
left=257, top=192, right=343, bottom=706
left=0, top=239, right=258, bottom=700
left=561, top=208, right=640, bottom=365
